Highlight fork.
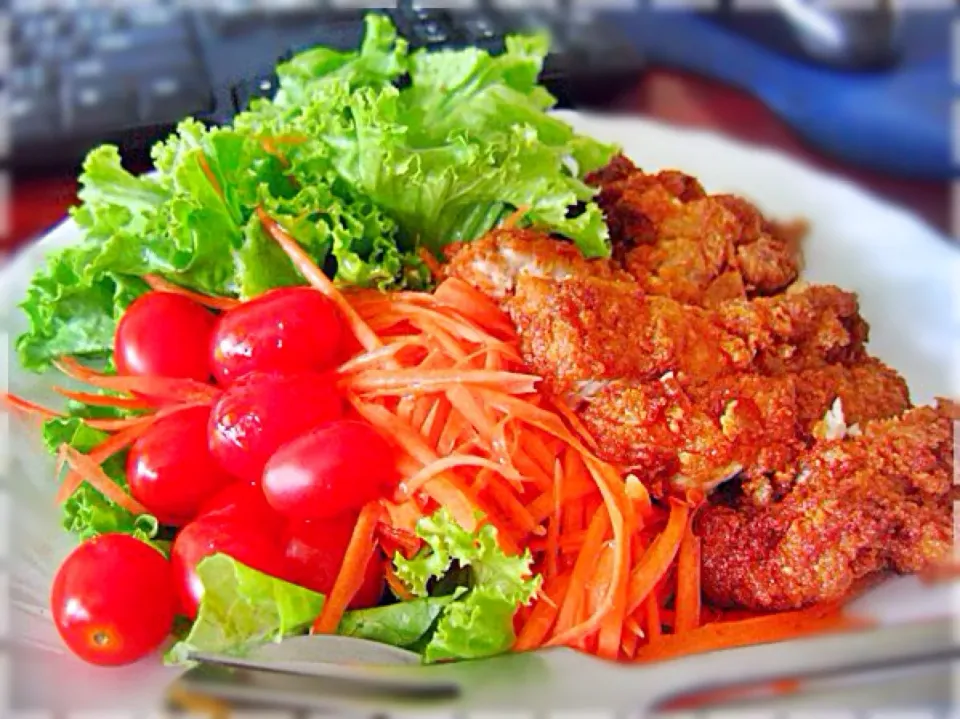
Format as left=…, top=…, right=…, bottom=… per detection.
left=170, top=616, right=958, bottom=716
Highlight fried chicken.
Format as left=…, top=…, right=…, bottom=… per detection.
left=505, top=275, right=869, bottom=393
left=697, top=401, right=958, bottom=611
left=584, top=154, right=804, bottom=306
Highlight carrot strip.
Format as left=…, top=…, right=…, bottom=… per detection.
left=53, top=358, right=219, bottom=404
left=631, top=606, right=869, bottom=663
left=626, top=499, right=689, bottom=614
left=143, top=275, right=240, bottom=310
left=545, top=459, right=562, bottom=582
left=257, top=207, right=380, bottom=352
left=514, top=573, right=571, bottom=652
left=384, top=563, right=414, bottom=601
left=674, top=521, right=702, bottom=634
left=1, top=393, right=62, bottom=421
left=433, top=278, right=516, bottom=339
left=644, top=595, right=662, bottom=642
left=485, top=479, right=543, bottom=538
left=342, top=369, right=539, bottom=397
left=336, top=339, right=423, bottom=375
left=401, top=455, right=522, bottom=496
left=51, top=388, right=158, bottom=410
left=552, top=509, right=609, bottom=640
left=418, top=248, right=444, bottom=279
left=58, top=445, right=149, bottom=515
left=313, top=501, right=383, bottom=633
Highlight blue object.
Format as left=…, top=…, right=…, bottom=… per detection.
left=603, top=9, right=952, bottom=179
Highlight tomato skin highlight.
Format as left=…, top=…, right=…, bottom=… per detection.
left=114, top=292, right=217, bottom=382
left=127, top=406, right=237, bottom=526
left=263, top=420, right=397, bottom=521
left=283, top=517, right=385, bottom=608
left=210, top=287, right=342, bottom=386
left=171, top=509, right=290, bottom=619
left=50, top=534, right=176, bottom=666
left=208, top=371, right=344, bottom=484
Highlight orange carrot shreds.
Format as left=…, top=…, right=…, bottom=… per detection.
left=51, top=388, right=159, bottom=411
left=340, top=369, right=540, bottom=397
left=53, top=357, right=220, bottom=405
left=396, top=396, right=416, bottom=425
left=544, top=459, right=563, bottom=582
left=313, top=501, right=384, bottom=634
left=484, top=479, right=544, bottom=538
left=551, top=508, right=610, bottom=641
left=418, top=247, right=445, bottom=279
left=528, top=478, right=596, bottom=526
left=625, top=474, right=655, bottom=525
left=420, top=397, right=450, bottom=448
left=514, top=573, right=572, bottom=652
left=384, top=562, right=414, bottom=601
left=631, top=606, right=871, bottom=664
left=336, top=338, right=425, bottom=375
left=547, top=396, right=599, bottom=452
left=626, top=498, right=690, bottom=615
left=436, top=410, right=472, bottom=457
left=257, top=207, right=381, bottom=352
left=644, top=594, right=663, bottom=643
left=620, top=627, right=640, bottom=660
left=421, top=473, right=484, bottom=535
left=445, top=386, right=499, bottom=444
left=401, top=455, right=523, bottom=497
left=381, top=499, right=423, bottom=538
left=433, top=277, right=517, bottom=340
left=674, top=521, right=702, bottom=634
left=143, top=275, right=241, bottom=311
left=2, top=393, right=64, bottom=421
left=597, top=553, right=628, bottom=660
left=57, top=445, right=150, bottom=516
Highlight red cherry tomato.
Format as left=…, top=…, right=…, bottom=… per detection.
left=283, top=517, right=384, bottom=608
left=210, top=287, right=343, bottom=386
left=126, top=406, right=237, bottom=526
left=198, top=480, right=284, bottom=534
left=263, top=420, right=397, bottom=521
left=208, top=371, right=343, bottom=484
left=114, top=292, right=217, bottom=381
left=51, top=534, right=176, bottom=666
left=171, top=510, right=290, bottom=619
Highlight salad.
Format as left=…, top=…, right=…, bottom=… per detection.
left=6, top=14, right=857, bottom=670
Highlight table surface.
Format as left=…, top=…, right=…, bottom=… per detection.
left=6, top=66, right=953, bottom=257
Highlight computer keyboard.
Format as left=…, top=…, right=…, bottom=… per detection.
left=9, top=2, right=645, bottom=171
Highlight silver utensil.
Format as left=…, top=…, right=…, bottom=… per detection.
left=170, top=616, right=958, bottom=716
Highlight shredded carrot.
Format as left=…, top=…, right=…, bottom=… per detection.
left=501, top=204, right=530, bottom=230
left=674, top=520, right=702, bottom=634
left=644, top=595, right=662, bottom=643
left=433, top=277, right=516, bottom=339
left=58, top=445, right=150, bottom=515
left=313, top=501, right=383, bottom=633
left=627, top=499, right=689, bottom=614
left=384, top=562, right=414, bottom=601
left=51, top=388, right=159, bottom=410
left=143, top=275, right=240, bottom=310
left=53, top=358, right=219, bottom=405
left=341, top=369, right=539, bottom=397
left=418, top=247, right=445, bottom=279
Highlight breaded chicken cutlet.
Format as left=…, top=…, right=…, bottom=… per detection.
left=584, top=154, right=806, bottom=306
left=697, top=401, right=958, bottom=611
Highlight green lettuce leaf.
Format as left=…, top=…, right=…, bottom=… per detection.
left=168, top=553, right=454, bottom=663
left=394, top=509, right=541, bottom=663
left=41, top=416, right=158, bottom=541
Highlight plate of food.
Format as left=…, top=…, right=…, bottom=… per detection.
left=3, top=13, right=957, bottom=715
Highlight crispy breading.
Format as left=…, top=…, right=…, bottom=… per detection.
left=441, top=228, right=628, bottom=302
left=696, top=401, right=957, bottom=611
left=574, top=357, right=910, bottom=494
left=505, top=275, right=868, bottom=393
left=585, top=154, right=803, bottom=305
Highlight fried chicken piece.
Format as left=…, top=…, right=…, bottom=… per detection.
left=584, top=155, right=803, bottom=305
left=505, top=275, right=868, bottom=394
left=441, top=228, right=628, bottom=302
left=696, top=401, right=957, bottom=611
left=574, top=357, right=910, bottom=494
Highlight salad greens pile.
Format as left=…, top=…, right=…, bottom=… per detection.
left=170, top=511, right=540, bottom=664
left=17, top=12, right=616, bottom=374
left=17, top=13, right=609, bottom=663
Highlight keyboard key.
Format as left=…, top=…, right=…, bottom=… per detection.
left=11, top=95, right=62, bottom=140
left=64, top=82, right=139, bottom=133
left=139, top=74, right=214, bottom=124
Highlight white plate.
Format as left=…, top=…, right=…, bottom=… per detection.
left=3, top=111, right=958, bottom=714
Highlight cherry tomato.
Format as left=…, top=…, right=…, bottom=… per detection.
left=51, top=534, right=176, bottom=666
left=263, top=420, right=397, bottom=521
left=210, top=287, right=343, bottom=386
left=114, top=292, right=217, bottom=381
left=283, top=517, right=384, bottom=608
left=208, top=371, right=343, bottom=484
left=198, top=480, right=284, bottom=534
left=171, top=509, right=290, bottom=619
left=127, top=406, right=237, bottom=526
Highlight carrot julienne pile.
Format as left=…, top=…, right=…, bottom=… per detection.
left=2, top=209, right=863, bottom=664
